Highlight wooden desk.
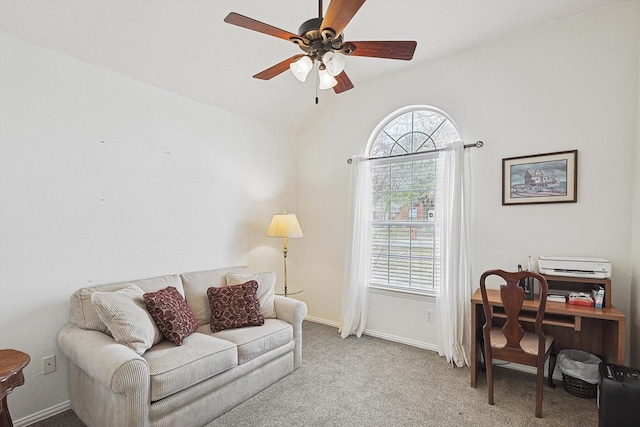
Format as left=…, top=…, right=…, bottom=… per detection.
left=470, top=288, right=626, bottom=387
left=0, top=350, right=30, bottom=427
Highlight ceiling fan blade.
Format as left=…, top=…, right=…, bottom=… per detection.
left=347, top=41, right=417, bottom=60
left=253, top=55, right=305, bottom=80
left=320, top=0, right=366, bottom=38
left=224, top=12, right=299, bottom=41
left=333, top=71, right=354, bottom=94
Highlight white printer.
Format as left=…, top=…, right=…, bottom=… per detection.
left=538, top=256, right=612, bottom=279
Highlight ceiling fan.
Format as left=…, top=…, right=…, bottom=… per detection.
left=224, top=0, right=417, bottom=95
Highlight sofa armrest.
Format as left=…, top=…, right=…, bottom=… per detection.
left=58, top=323, right=150, bottom=394
left=274, top=296, right=307, bottom=369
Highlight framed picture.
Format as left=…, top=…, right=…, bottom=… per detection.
left=502, top=150, right=577, bottom=205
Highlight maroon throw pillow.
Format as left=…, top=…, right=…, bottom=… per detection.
left=207, top=281, right=264, bottom=333
left=143, top=286, right=198, bottom=345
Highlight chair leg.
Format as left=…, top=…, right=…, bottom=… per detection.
left=548, top=351, right=557, bottom=389
left=484, top=342, right=494, bottom=405
left=535, top=363, right=544, bottom=418
left=478, top=329, right=486, bottom=372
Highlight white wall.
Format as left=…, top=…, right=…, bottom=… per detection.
left=294, top=1, right=640, bottom=361
left=631, top=24, right=640, bottom=369
left=0, top=33, right=297, bottom=421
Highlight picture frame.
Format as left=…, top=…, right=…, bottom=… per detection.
left=502, top=150, right=577, bottom=205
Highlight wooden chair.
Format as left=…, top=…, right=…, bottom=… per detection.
left=479, top=269, right=556, bottom=418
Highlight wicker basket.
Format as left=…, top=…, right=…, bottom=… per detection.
left=562, top=373, right=598, bottom=399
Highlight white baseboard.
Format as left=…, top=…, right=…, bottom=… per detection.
left=305, top=315, right=340, bottom=328
left=305, top=316, right=438, bottom=351
left=362, top=329, right=439, bottom=351
left=14, top=400, right=71, bottom=427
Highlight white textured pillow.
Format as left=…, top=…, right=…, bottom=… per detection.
left=180, top=266, right=251, bottom=326
left=225, top=272, right=277, bottom=319
left=91, top=284, right=163, bottom=355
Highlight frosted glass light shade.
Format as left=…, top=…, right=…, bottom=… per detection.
left=322, top=51, right=346, bottom=76
left=267, top=213, right=304, bottom=238
left=318, top=69, right=338, bottom=90
left=289, top=56, right=313, bottom=82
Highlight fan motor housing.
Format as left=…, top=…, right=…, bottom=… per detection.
left=297, top=17, right=323, bottom=37
left=297, top=17, right=344, bottom=52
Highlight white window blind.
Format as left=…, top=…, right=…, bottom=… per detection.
left=370, top=157, right=441, bottom=291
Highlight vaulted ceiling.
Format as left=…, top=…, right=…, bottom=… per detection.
left=0, top=0, right=620, bottom=129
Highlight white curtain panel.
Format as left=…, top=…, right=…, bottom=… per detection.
left=436, top=141, right=472, bottom=367
left=339, top=155, right=372, bottom=338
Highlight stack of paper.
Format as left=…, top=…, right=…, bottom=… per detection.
left=547, top=294, right=567, bottom=303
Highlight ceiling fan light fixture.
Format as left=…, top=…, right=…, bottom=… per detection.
left=322, top=51, right=346, bottom=76
left=290, top=56, right=313, bottom=82
left=318, top=68, right=338, bottom=89
left=224, top=0, right=418, bottom=96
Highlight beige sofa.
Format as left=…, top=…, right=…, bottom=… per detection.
left=57, top=266, right=307, bottom=427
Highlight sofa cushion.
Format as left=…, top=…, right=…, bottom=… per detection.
left=208, top=281, right=265, bottom=333
left=91, top=284, right=163, bottom=355
left=225, top=272, right=277, bottom=319
left=143, top=333, right=238, bottom=401
left=143, top=286, right=198, bottom=345
left=198, top=319, right=293, bottom=365
left=70, top=274, right=184, bottom=333
left=180, top=266, right=251, bottom=326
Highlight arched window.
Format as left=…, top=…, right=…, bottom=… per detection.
left=367, top=106, right=460, bottom=293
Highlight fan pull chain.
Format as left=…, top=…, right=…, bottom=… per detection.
left=315, top=62, right=319, bottom=104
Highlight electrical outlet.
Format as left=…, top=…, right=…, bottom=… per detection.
left=43, top=355, right=56, bottom=374
left=425, top=309, right=434, bottom=322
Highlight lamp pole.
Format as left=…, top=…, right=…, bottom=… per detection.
left=282, top=237, right=289, bottom=296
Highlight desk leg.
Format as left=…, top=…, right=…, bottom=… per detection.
left=617, top=318, right=626, bottom=365
left=602, top=318, right=626, bottom=365
left=470, top=301, right=478, bottom=387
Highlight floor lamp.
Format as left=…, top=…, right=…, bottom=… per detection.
left=267, top=212, right=303, bottom=296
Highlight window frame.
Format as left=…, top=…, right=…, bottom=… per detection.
left=365, top=106, right=460, bottom=296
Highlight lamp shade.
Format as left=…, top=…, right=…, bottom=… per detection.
left=318, top=69, right=338, bottom=90
left=267, top=213, right=304, bottom=238
left=322, top=51, right=346, bottom=77
left=289, top=56, right=313, bottom=82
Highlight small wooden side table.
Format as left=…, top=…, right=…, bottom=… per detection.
left=0, top=349, right=30, bottom=427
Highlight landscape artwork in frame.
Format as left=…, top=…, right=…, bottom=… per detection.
left=502, top=150, right=577, bottom=205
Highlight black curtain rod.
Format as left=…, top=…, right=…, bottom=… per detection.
left=347, top=141, right=484, bottom=164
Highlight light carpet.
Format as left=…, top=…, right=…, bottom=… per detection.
left=30, top=321, right=598, bottom=426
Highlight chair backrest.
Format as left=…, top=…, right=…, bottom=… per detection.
left=479, top=269, right=549, bottom=361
